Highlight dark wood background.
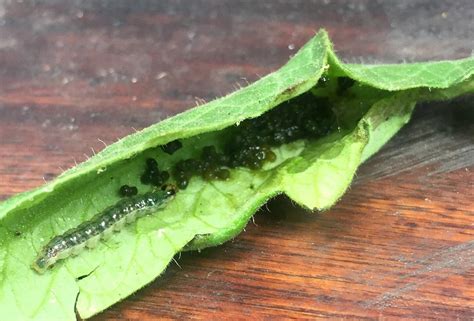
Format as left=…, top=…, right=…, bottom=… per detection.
left=0, top=1, right=473, bottom=319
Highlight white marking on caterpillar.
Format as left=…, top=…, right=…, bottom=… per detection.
left=32, top=186, right=176, bottom=274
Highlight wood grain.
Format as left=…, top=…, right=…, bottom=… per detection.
left=0, top=1, right=472, bottom=320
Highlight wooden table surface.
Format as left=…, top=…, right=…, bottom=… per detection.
left=0, top=1, right=473, bottom=320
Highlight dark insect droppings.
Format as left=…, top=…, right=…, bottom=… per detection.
left=160, top=171, right=170, bottom=182
left=265, top=150, right=277, bottom=162
left=140, top=173, right=152, bottom=184
left=119, top=185, right=138, bottom=197
left=146, top=158, right=158, bottom=169
left=141, top=157, right=171, bottom=187
left=143, top=91, right=336, bottom=192
left=215, top=169, right=230, bottom=180
left=202, top=146, right=218, bottom=161
left=317, top=75, right=330, bottom=88
left=337, top=77, right=355, bottom=94
left=177, top=179, right=189, bottom=189
left=161, top=140, right=183, bottom=155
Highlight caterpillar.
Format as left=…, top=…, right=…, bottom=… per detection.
left=32, top=185, right=176, bottom=274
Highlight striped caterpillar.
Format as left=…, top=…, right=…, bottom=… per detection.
left=32, top=186, right=176, bottom=274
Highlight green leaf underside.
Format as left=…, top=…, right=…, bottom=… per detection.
left=0, top=30, right=473, bottom=320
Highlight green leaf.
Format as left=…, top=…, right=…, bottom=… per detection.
left=0, top=30, right=473, bottom=320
